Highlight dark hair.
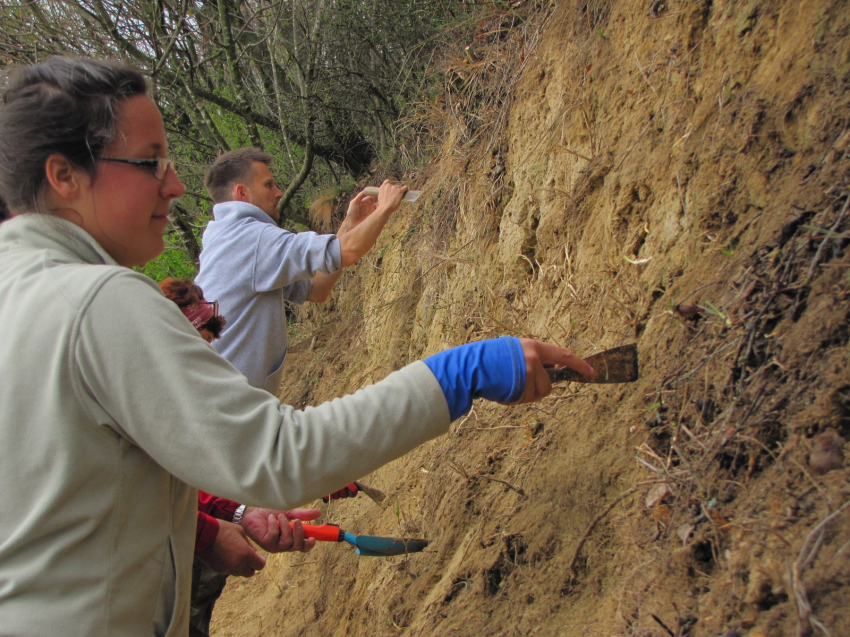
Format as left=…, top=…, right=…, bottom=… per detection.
left=204, top=147, right=274, bottom=204
left=0, top=57, right=148, bottom=214
left=198, top=315, right=227, bottom=339
left=158, top=277, right=227, bottom=339
left=158, top=277, right=204, bottom=307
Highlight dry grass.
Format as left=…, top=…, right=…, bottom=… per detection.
left=308, top=189, right=340, bottom=233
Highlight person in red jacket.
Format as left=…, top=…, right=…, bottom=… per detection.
left=160, top=277, right=321, bottom=636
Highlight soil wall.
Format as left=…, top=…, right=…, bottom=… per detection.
left=213, top=1, right=850, bottom=635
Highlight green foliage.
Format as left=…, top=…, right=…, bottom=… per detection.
left=698, top=300, right=732, bottom=327
left=135, top=248, right=197, bottom=283
left=0, top=0, right=486, bottom=268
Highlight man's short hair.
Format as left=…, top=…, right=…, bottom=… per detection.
left=204, top=148, right=274, bottom=203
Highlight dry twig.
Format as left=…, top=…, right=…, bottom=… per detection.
left=806, top=193, right=850, bottom=282
left=790, top=499, right=850, bottom=637
left=567, top=485, right=642, bottom=582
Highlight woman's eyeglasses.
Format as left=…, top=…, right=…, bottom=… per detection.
left=100, top=157, right=175, bottom=180
left=203, top=300, right=219, bottom=317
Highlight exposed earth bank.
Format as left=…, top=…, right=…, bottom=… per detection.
left=214, top=1, right=850, bottom=635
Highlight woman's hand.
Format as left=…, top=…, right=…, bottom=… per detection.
left=510, top=338, right=595, bottom=404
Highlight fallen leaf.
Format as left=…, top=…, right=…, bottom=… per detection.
left=674, top=304, right=700, bottom=319
left=677, top=523, right=695, bottom=545
left=652, top=504, right=670, bottom=523
left=707, top=508, right=730, bottom=528
left=646, top=483, right=672, bottom=508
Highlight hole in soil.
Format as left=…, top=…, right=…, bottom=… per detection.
left=779, top=210, right=816, bottom=246
left=716, top=448, right=748, bottom=473
left=744, top=343, right=769, bottom=370
left=680, top=615, right=698, bottom=635
left=484, top=556, right=506, bottom=596
left=791, top=294, right=808, bottom=322
left=821, top=322, right=849, bottom=349
left=753, top=581, right=788, bottom=610
left=483, top=535, right=527, bottom=596
left=560, top=581, right=577, bottom=597
left=761, top=315, right=780, bottom=336
left=693, top=541, right=713, bottom=562
left=504, top=534, right=527, bottom=564
left=695, top=398, right=716, bottom=424
left=753, top=418, right=786, bottom=461
left=692, top=540, right=716, bottom=572
left=442, top=578, right=468, bottom=605
left=649, top=428, right=672, bottom=457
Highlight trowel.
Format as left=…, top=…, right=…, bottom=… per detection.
left=354, top=480, right=387, bottom=504
left=321, top=480, right=385, bottom=504
left=290, top=522, right=429, bottom=557
left=546, top=343, right=639, bottom=384
left=363, top=186, right=421, bottom=203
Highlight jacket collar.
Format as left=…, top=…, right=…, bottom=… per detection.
left=0, top=214, right=119, bottom=266
left=211, top=201, right=276, bottom=225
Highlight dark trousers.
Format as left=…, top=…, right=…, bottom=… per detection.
left=189, top=557, right=229, bottom=637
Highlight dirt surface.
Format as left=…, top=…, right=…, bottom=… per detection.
left=212, top=1, right=850, bottom=635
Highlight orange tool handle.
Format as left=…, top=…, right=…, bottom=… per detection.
left=288, top=522, right=343, bottom=543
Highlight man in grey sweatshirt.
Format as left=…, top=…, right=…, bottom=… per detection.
left=195, top=148, right=407, bottom=395
left=191, top=149, right=407, bottom=634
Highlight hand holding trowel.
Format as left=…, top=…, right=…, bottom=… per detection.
left=290, top=522, right=428, bottom=557
left=322, top=481, right=387, bottom=504
left=547, top=344, right=639, bottom=384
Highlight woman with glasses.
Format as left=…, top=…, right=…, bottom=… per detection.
left=0, top=57, right=593, bottom=636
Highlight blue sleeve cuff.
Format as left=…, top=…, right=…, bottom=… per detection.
left=423, top=336, right=526, bottom=421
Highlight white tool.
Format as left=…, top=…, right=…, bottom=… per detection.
left=363, top=186, right=421, bottom=203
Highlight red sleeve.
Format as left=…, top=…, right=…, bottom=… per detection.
left=197, top=490, right=240, bottom=521
left=195, top=511, right=220, bottom=554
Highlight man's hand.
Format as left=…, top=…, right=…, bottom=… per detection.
left=337, top=180, right=408, bottom=267
left=374, top=179, right=408, bottom=213
left=240, top=507, right=321, bottom=553
left=338, top=191, right=379, bottom=235
left=311, top=180, right=409, bottom=301
left=196, top=520, right=266, bottom=577
left=510, top=338, right=595, bottom=404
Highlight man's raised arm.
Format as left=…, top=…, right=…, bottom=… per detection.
left=309, top=180, right=407, bottom=302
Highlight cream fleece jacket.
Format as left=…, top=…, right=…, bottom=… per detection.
left=0, top=215, right=450, bottom=636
